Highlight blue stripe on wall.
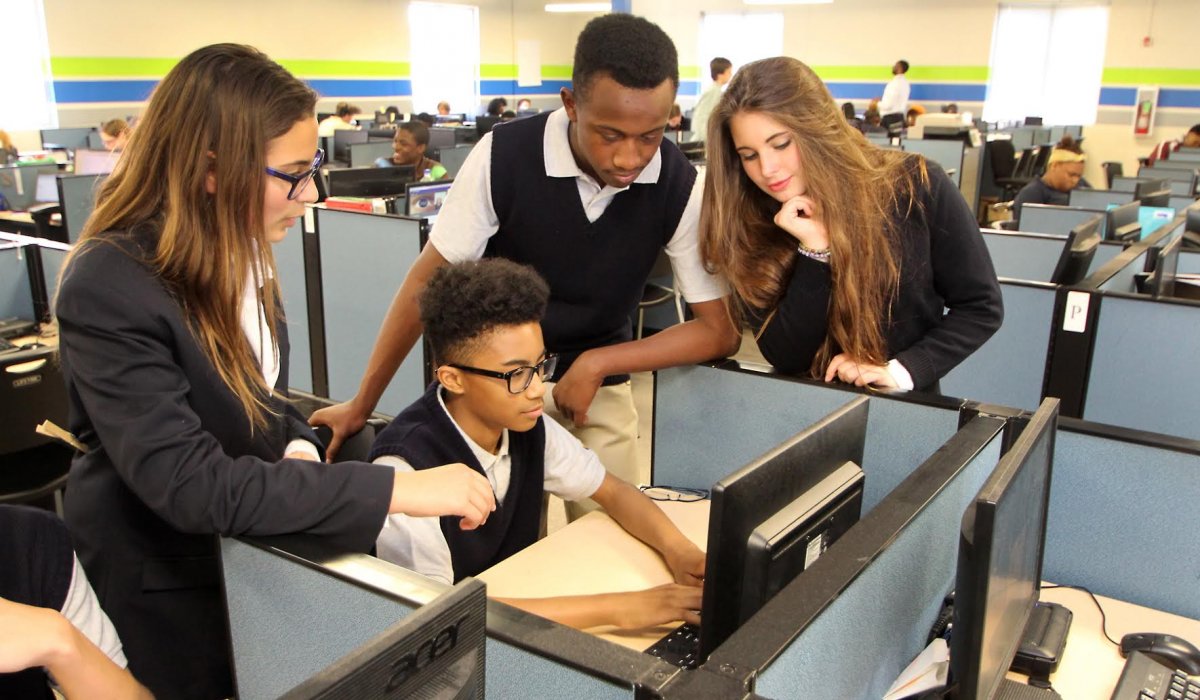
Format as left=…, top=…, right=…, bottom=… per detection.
left=479, top=79, right=572, bottom=96
left=305, top=79, right=411, bottom=97
left=53, top=80, right=158, bottom=103
left=1098, top=87, right=1200, bottom=109
left=1099, top=87, right=1137, bottom=107
left=824, top=82, right=988, bottom=102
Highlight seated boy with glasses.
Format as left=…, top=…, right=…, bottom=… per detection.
left=370, top=259, right=704, bottom=629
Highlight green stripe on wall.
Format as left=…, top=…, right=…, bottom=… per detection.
left=50, top=56, right=410, bottom=78
left=1102, top=68, right=1200, bottom=86
left=811, top=65, right=990, bottom=82
left=680, top=65, right=699, bottom=80
left=480, top=64, right=572, bottom=79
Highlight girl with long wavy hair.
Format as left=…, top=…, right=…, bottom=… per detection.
left=700, top=57, right=1002, bottom=392
left=55, top=44, right=494, bottom=698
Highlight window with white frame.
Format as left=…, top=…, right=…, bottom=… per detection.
left=696, top=12, right=784, bottom=96
left=408, top=2, right=480, bottom=117
left=983, top=4, right=1109, bottom=125
left=0, top=0, right=57, bottom=130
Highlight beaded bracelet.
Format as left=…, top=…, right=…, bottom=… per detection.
left=796, top=242, right=831, bottom=263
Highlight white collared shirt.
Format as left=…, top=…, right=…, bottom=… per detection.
left=428, top=107, right=726, bottom=304
left=374, top=386, right=607, bottom=584
left=880, top=74, right=911, bottom=116
left=239, top=256, right=319, bottom=460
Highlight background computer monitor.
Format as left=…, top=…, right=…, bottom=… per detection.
left=73, top=148, right=118, bottom=175
left=404, top=180, right=453, bottom=218
left=1136, top=187, right=1171, bottom=208
left=1049, top=216, right=1102, bottom=285
left=699, top=396, right=869, bottom=661
left=436, top=113, right=466, bottom=125
left=40, top=127, right=96, bottom=151
left=326, top=166, right=415, bottom=198
left=35, top=174, right=59, bottom=204
left=475, top=115, right=501, bottom=137
left=951, top=398, right=1059, bottom=700
left=332, top=130, right=369, bottom=163
left=428, top=128, right=457, bottom=152
left=277, top=578, right=486, bottom=699
left=1145, top=227, right=1182, bottom=299
left=1103, top=200, right=1140, bottom=242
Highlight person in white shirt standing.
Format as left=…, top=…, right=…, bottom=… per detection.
left=878, top=60, right=911, bottom=125
left=690, top=57, right=733, bottom=142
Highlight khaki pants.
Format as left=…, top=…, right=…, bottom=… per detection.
left=543, top=380, right=642, bottom=521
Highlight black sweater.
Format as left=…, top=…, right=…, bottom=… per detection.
left=756, top=162, right=1003, bottom=391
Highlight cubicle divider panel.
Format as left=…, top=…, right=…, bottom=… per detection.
left=942, top=281, right=1056, bottom=411
left=1016, top=204, right=1104, bottom=238
left=1082, top=295, right=1200, bottom=441
left=982, top=231, right=1069, bottom=281
left=316, top=208, right=425, bottom=417
left=652, top=364, right=961, bottom=513
left=438, top=144, right=475, bottom=179
left=0, top=245, right=34, bottom=320
left=220, top=538, right=424, bottom=700
left=348, top=141, right=396, bottom=169
left=1044, top=427, right=1200, bottom=619
left=275, top=220, right=311, bottom=394
left=902, top=139, right=964, bottom=187
left=36, top=242, right=68, bottom=317
left=753, top=428, right=1004, bottom=698
left=1180, top=249, right=1200, bottom=275
left=57, top=173, right=105, bottom=244
left=484, top=640, right=630, bottom=699
left=1096, top=247, right=1150, bottom=294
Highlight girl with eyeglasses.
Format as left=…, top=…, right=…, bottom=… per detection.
left=55, top=44, right=494, bottom=699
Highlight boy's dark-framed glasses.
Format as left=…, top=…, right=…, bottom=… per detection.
left=265, top=148, right=324, bottom=200
left=449, top=354, right=558, bottom=394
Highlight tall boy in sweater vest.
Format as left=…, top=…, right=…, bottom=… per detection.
left=371, top=259, right=704, bottom=630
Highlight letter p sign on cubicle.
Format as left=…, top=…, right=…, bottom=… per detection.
left=1062, top=291, right=1090, bottom=333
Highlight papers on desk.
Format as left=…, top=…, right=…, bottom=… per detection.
left=884, top=638, right=949, bottom=700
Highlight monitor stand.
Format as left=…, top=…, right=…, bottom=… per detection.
left=1011, top=601, right=1073, bottom=687
left=994, top=678, right=1064, bottom=699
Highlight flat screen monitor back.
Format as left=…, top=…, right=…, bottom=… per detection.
left=1146, top=224, right=1183, bottom=299
left=41, top=127, right=95, bottom=151
left=951, top=399, right=1058, bottom=700
left=327, top=166, right=415, bottom=198
left=280, top=578, right=486, bottom=699
left=1049, top=216, right=1102, bottom=285
left=700, top=396, right=870, bottom=660
left=333, top=130, right=368, bottom=162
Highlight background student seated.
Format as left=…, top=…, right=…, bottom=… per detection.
left=1146, top=123, right=1200, bottom=165
left=1012, top=135, right=1090, bottom=218
left=372, top=260, right=705, bottom=630
left=374, top=120, right=448, bottom=179
left=317, top=101, right=361, bottom=137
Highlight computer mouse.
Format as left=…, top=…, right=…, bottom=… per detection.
left=1120, top=632, right=1200, bottom=676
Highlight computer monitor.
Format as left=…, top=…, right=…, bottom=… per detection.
left=1049, top=216, right=1102, bottom=285
left=1145, top=226, right=1182, bottom=299
left=40, top=127, right=96, bottom=151
left=1023, top=116, right=1043, bottom=126
left=278, top=578, right=486, bottom=699
left=1136, top=187, right=1171, bottom=208
left=1103, top=200, right=1140, bottom=242
left=1068, top=188, right=1133, bottom=210
left=436, top=113, right=466, bottom=125
left=326, top=166, right=415, bottom=198
left=475, top=116, right=501, bottom=138
left=373, top=110, right=394, bottom=126
left=332, top=130, right=369, bottom=163
left=404, top=180, right=453, bottom=219
left=35, top=174, right=59, bottom=204
left=73, top=148, right=118, bottom=175
left=951, top=398, right=1059, bottom=700
left=428, top=128, right=457, bottom=152
left=698, top=396, right=869, bottom=661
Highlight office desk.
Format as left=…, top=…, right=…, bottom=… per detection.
left=0, top=210, right=36, bottom=234
left=477, top=500, right=709, bottom=652
left=1010, top=586, right=1200, bottom=699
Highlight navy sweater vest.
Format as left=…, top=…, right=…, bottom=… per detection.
left=487, top=112, right=697, bottom=382
left=368, top=384, right=546, bottom=581
left=0, top=506, right=74, bottom=699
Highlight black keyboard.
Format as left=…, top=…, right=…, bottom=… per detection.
left=644, top=622, right=701, bottom=669
left=1111, top=651, right=1200, bottom=700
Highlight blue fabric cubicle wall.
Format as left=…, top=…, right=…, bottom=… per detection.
left=901, top=139, right=964, bottom=187
left=274, top=220, right=312, bottom=394
left=754, top=430, right=1003, bottom=698
left=980, top=230, right=1122, bottom=283
left=58, top=173, right=105, bottom=244
left=942, top=281, right=1056, bottom=411
left=315, top=208, right=426, bottom=417
left=1082, top=295, right=1200, bottom=442
left=0, top=245, right=34, bottom=320
left=652, top=364, right=961, bottom=514
left=1180, top=249, right=1200, bottom=274
left=1044, top=426, right=1200, bottom=620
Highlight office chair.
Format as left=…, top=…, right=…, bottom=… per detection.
left=1102, top=161, right=1124, bottom=189
left=1029, top=146, right=1053, bottom=178
left=987, top=140, right=1037, bottom=201
left=0, top=344, right=72, bottom=514
left=636, top=251, right=685, bottom=339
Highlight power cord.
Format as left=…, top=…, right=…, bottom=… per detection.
left=1042, top=583, right=1122, bottom=647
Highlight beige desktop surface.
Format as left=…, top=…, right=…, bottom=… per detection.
left=1012, top=585, right=1200, bottom=699
left=476, top=499, right=709, bottom=651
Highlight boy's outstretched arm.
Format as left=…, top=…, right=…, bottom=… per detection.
left=494, top=583, right=701, bottom=630
left=588, top=474, right=706, bottom=586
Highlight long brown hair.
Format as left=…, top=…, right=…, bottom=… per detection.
left=71, top=44, right=316, bottom=430
left=700, top=56, right=927, bottom=376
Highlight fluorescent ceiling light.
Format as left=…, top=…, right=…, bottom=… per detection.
left=544, top=2, right=610, bottom=12
left=744, top=0, right=833, bottom=5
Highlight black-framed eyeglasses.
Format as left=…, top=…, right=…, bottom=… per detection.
left=638, top=486, right=710, bottom=502
left=265, top=148, right=324, bottom=200
left=449, top=354, right=558, bottom=394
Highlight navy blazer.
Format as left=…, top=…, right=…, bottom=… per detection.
left=56, top=229, right=394, bottom=700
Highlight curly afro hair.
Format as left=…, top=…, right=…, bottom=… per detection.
left=420, top=259, right=550, bottom=365
left=572, top=14, right=679, bottom=102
